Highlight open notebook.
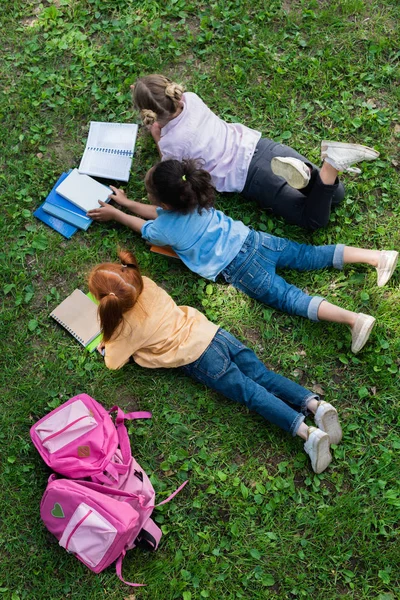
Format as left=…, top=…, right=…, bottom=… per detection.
left=50, top=289, right=101, bottom=350
left=78, top=121, right=138, bottom=182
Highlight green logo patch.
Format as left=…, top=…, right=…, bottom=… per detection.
left=51, top=502, right=65, bottom=518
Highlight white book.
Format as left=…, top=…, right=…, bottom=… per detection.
left=78, top=121, right=138, bottom=182
left=55, top=169, right=111, bottom=213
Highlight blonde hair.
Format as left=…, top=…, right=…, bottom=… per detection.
left=132, top=74, right=184, bottom=126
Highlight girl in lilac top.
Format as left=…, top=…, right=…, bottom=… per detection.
left=131, top=74, right=379, bottom=231
left=88, top=159, right=398, bottom=355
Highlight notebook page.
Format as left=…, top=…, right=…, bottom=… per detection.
left=87, top=122, right=138, bottom=152
left=79, top=148, right=132, bottom=181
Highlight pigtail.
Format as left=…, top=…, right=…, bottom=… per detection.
left=132, top=75, right=184, bottom=126
left=149, top=159, right=216, bottom=215
left=88, top=250, right=144, bottom=342
left=141, top=109, right=158, bottom=127
left=165, top=82, right=184, bottom=102
left=98, top=294, right=125, bottom=342
left=181, top=160, right=215, bottom=214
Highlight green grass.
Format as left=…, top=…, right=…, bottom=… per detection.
left=1, top=0, right=399, bottom=598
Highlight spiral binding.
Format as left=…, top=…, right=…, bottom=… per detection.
left=51, top=314, right=85, bottom=345
left=88, top=146, right=134, bottom=158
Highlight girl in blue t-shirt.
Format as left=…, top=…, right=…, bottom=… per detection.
left=87, top=159, right=398, bottom=355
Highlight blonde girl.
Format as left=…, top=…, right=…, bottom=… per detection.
left=130, top=74, right=379, bottom=231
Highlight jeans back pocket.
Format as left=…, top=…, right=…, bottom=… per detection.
left=260, top=233, right=288, bottom=252
left=189, top=339, right=229, bottom=381
left=238, top=259, right=271, bottom=297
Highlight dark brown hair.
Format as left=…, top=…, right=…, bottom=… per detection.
left=132, top=74, right=184, bottom=127
left=88, top=250, right=144, bottom=342
left=146, top=159, right=215, bottom=215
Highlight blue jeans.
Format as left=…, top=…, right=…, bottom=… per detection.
left=221, top=230, right=345, bottom=321
left=181, top=329, right=318, bottom=435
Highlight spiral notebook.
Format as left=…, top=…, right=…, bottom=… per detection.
left=50, top=289, right=101, bottom=348
left=78, top=121, right=138, bottom=182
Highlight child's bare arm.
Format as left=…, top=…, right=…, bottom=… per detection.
left=108, top=186, right=158, bottom=219
left=149, top=123, right=162, bottom=157
left=87, top=201, right=146, bottom=233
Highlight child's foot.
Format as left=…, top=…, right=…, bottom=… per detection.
left=271, top=156, right=311, bottom=189
left=376, top=250, right=398, bottom=287
left=314, top=401, right=342, bottom=445
left=351, top=313, right=376, bottom=354
left=304, top=427, right=332, bottom=473
left=321, top=141, right=379, bottom=174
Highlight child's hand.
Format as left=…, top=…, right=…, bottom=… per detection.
left=149, top=122, right=162, bottom=143
left=87, top=201, right=119, bottom=222
left=108, top=185, right=130, bottom=206
left=97, top=341, right=105, bottom=356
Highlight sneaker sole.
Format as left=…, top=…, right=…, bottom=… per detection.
left=351, top=316, right=376, bottom=354
left=271, top=157, right=309, bottom=189
left=321, top=140, right=380, bottom=161
left=377, top=251, right=398, bottom=287
left=311, top=434, right=332, bottom=474
left=317, top=409, right=343, bottom=445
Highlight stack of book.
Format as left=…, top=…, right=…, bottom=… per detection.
left=34, top=121, right=138, bottom=238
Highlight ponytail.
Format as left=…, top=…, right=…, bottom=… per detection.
left=147, top=159, right=215, bottom=215
left=141, top=109, right=158, bottom=127
left=132, top=74, right=185, bottom=126
left=88, top=250, right=143, bottom=342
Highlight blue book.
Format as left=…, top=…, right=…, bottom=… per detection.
left=33, top=204, right=77, bottom=239
left=42, top=202, right=91, bottom=230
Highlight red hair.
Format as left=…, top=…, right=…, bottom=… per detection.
left=88, top=250, right=143, bottom=342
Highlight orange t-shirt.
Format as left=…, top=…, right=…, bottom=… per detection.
left=104, top=277, right=219, bottom=370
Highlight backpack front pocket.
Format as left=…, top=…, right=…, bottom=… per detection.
left=59, top=502, right=117, bottom=568
left=36, top=400, right=97, bottom=454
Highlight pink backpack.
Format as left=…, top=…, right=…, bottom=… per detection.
left=30, top=393, right=187, bottom=586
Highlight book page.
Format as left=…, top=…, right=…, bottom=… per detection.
left=87, top=122, right=138, bottom=152
left=79, top=148, right=132, bottom=182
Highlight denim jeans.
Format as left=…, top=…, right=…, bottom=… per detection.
left=242, top=137, right=345, bottom=231
left=181, top=329, right=318, bottom=435
left=221, top=230, right=345, bottom=321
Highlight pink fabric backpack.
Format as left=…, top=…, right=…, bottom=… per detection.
left=30, top=393, right=187, bottom=586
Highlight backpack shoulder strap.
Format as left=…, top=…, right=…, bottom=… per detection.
left=135, top=518, right=162, bottom=551
left=115, top=551, right=146, bottom=587
left=108, top=406, right=152, bottom=466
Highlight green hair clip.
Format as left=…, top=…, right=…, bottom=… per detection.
left=182, top=175, right=186, bottom=181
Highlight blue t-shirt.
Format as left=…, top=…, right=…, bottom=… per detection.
left=141, top=207, right=249, bottom=281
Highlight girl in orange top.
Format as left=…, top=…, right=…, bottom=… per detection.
left=88, top=250, right=344, bottom=474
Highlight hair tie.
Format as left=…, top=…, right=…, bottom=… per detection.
left=182, top=175, right=186, bottom=181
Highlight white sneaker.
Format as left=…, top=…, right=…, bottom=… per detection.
left=314, top=401, right=342, bottom=445
left=321, top=141, right=379, bottom=174
left=351, top=313, right=376, bottom=354
left=376, top=250, right=398, bottom=287
left=304, top=427, right=332, bottom=474
left=271, top=156, right=311, bottom=189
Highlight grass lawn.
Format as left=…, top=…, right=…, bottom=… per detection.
left=1, top=0, right=399, bottom=598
